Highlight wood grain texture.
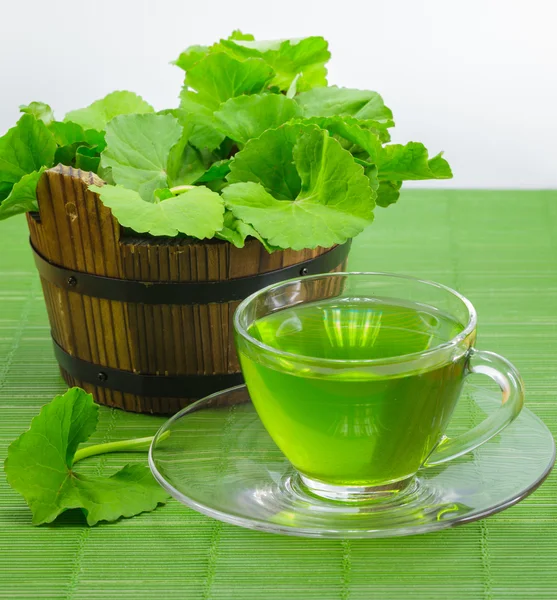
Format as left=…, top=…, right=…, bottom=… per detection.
left=27, top=166, right=348, bottom=414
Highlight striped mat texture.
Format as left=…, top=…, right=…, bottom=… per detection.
left=0, top=190, right=556, bottom=599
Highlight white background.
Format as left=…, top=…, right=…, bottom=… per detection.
left=1, top=0, right=555, bottom=189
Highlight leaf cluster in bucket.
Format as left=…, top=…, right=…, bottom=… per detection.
left=0, top=31, right=452, bottom=250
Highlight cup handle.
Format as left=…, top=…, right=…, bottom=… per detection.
left=425, top=348, right=525, bottom=467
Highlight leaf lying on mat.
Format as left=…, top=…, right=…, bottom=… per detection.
left=4, top=388, right=169, bottom=526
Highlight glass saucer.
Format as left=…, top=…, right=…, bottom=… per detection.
left=149, top=383, right=555, bottom=539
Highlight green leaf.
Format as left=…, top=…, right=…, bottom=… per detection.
left=428, top=153, right=454, bottom=178
left=376, top=180, right=402, bottom=207
left=20, top=101, right=55, bottom=125
left=374, top=143, right=453, bottom=180
left=166, top=131, right=208, bottom=186
left=0, top=168, right=45, bottom=220
left=48, top=121, right=86, bottom=146
left=183, top=54, right=275, bottom=110
left=216, top=210, right=278, bottom=251
left=267, top=37, right=330, bottom=92
left=219, top=36, right=330, bottom=92
left=214, top=94, right=302, bottom=145
left=84, top=129, right=106, bottom=151
left=175, top=94, right=230, bottom=154
left=75, top=146, right=101, bottom=173
left=100, top=113, right=183, bottom=201
left=195, top=159, right=231, bottom=183
left=90, top=184, right=225, bottom=238
left=64, top=91, right=154, bottom=131
left=173, top=44, right=210, bottom=71
left=223, top=124, right=374, bottom=250
left=48, top=126, right=104, bottom=169
left=304, top=117, right=386, bottom=189
left=307, top=117, right=451, bottom=182
left=227, top=124, right=302, bottom=200
left=154, top=188, right=174, bottom=201
left=215, top=210, right=253, bottom=247
left=354, top=159, right=380, bottom=191
left=304, top=117, right=451, bottom=182
left=303, top=116, right=383, bottom=156
left=295, top=86, right=394, bottom=126
left=228, top=30, right=255, bottom=42
left=304, top=114, right=390, bottom=145
left=172, top=28, right=255, bottom=72
left=161, top=109, right=225, bottom=153
left=54, top=142, right=86, bottom=167
left=0, top=114, right=56, bottom=202
left=4, top=388, right=168, bottom=526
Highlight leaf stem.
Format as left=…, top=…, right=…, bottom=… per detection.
left=72, top=431, right=170, bottom=464
left=169, top=185, right=196, bottom=195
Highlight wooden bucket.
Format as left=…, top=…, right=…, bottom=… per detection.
left=27, top=166, right=351, bottom=414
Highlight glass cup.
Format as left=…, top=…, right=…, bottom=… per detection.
left=234, top=272, right=524, bottom=502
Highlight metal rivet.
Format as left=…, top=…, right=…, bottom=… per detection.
left=97, top=372, right=107, bottom=382
left=300, top=267, right=309, bottom=276
left=67, top=276, right=77, bottom=287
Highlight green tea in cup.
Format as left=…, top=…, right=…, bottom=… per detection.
left=234, top=273, right=523, bottom=501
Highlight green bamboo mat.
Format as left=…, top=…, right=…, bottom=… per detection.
left=1, top=190, right=556, bottom=599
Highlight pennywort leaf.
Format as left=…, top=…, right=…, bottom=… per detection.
left=160, top=108, right=225, bottom=153
left=215, top=210, right=279, bottom=251
left=48, top=121, right=89, bottom=146
left=75, top=146, right=101, bottom=173
left=100, top=113, right=183, bottom=201
left=0, top=114, right=56, bottom=214
left=376, top=180, right=402, bottom=207
left=295, top=86, right=394, bottom=127
left=19, top=101, right=55, bottom=125
left=173, top=44, right=210, bottom=71
left=183, top=53, right=275, bottom=111
left=224, top=123, right=374, bottom=249
left=4, top=388, right=169, bottom=526
left=303, top=115, right=383, bottom=157
left=227, top=124, right=302, bottom=200
left=374, top=142, right=453, bottom=180
left=0, top=168, right=45, bottom=220
left=219, top=36, right=330, bottom=92
left=90, top=184, right=225, bottom=238
left=64, top=91, right=154, bottom=131
left=173, top=31, right=256, bottom=73
left=214, top=94, right=302, bottom=145
left=166, top=136, right=208, bottom=186
left=228, top=30, right=255, bottom=41
left=195, top=159, right=231, bottom=183
left=47, top=121, right=103, bottom=168
left=308, top=117, right=451, bottom=183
